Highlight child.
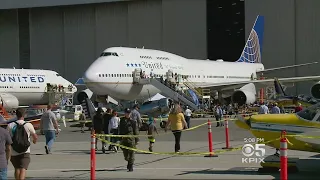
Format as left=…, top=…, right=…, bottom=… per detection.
left=147, top=116, right=158, bottom=152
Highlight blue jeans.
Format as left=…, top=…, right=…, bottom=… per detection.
left=44, top=130, right=56, bottom=151
left=0, top=168, right=7, bottom=180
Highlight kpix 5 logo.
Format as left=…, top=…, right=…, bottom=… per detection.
left=241, top=144, right=265, bottom=163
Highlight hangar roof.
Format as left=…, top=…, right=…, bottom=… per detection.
left=0, top=0, right=129, bottom=9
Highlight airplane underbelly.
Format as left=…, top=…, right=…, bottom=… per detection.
left=102, top=84, right=160, bottom=101
left=11, top=92, right=48, bottom=105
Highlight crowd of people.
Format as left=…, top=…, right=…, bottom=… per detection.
left=0, top=98, right=306, bottom=179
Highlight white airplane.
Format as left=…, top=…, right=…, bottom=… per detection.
left=77, top=15, right=320, bottom=107
left=0, top=68, right=77, bottom=110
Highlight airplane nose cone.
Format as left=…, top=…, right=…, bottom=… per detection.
left=83, top=64, right=98, bottom=83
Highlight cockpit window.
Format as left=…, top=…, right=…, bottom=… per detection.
left=100, top=52, right=119, bottom=57
left=297, top=103, right=320, bottom=121
left=56, top=73, right=60, bottom=76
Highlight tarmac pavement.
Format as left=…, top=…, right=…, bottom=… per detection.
left=6, top=118, right=320, bottom=179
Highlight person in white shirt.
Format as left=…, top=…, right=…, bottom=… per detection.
left=271, top=103, right=281, bottom=114
left=184, top=106, right=192, bottom=128
left=7, top=108, right=38, bottom=180
left=258, top=102, right=269, bottom=114
left=108, top=110, right=120, bottom=152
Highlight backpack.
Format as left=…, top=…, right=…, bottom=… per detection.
left=12, top=122, right=30, bottom=153
left=139, top=122, right=149, bottom=131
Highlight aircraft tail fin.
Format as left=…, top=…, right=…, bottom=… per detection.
left=80, top=98, right=96, bottom=119
left=75, top=78, right=85, bottom=86
left=237, top=15, right=264, bottom=63
left=274, top=78, right=287, bottom=97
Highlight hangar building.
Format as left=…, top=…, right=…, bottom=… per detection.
left=0, top=0, right=319, bottom=98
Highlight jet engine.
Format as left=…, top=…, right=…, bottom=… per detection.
left=231, top=83, right=256, bottom=106
left=311, top=81, right=320, bottom=99
left=77, top=89, right=93, bottom=103
left=0, top=93, right=19, bottom=110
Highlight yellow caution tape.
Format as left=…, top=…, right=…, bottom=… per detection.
left=96, top=122, right=208, bottom=138
left=96, top=137, right=281, bottom=156
left=95, top=118, right=238, bottom=138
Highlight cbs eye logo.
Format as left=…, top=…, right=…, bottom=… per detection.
left=242, top=144, right=265, bottom=157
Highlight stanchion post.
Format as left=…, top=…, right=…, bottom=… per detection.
left=204, top=119, right=218, bottom=157
left=280, top=130, right=288, bottom=180
left=91, top=132, right=96, bottom=180
left=222, top=116, right=233, bottom=149
left=259, top=75, right=264, bottom=104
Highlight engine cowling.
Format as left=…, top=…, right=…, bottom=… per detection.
left=231, top=83, right=256, bottom=106
left=311, top=82, right=320, bottom=99
left=0, top=93, right=19, bottom=110
left=77, top=89, right=93, bottom=103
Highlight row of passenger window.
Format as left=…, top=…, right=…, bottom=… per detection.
left=20, top=86, right=40, bottom=89
left=98, top=73, right=248, bottom=79
left=27, top=74, right=45, bottom=77
left=0, top=74, right=21, bottom=76
left=99, top=74, right=133, bottom=78
left=0, top=86, right=12, bottom=88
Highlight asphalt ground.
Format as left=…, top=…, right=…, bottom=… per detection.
left=5, top=118, right=320, bottom=179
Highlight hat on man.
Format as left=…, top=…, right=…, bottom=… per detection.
left=124, top=108, right=131, bottom=114
left=133, top=104, right=140, bottom=109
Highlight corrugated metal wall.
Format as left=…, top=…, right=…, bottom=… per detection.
left=295, top=0, right=320, bottom=95
left=0, top=10, right=20, bottom=68
left=2, top=0, right=319, bottom=95
left=245, top=0, right=320, bottom=95
left=245, top=0, right=296, bottom=79
left=0, top=0, right=207, bottom=83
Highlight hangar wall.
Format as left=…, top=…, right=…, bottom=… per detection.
left=0, top=0, right=207, bottom=83
left=245, top=0, right=320, bottom=96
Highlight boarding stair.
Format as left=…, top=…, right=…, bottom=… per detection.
left=45, top=83, right=74, bottom=106
left=0, top=105, right=10, bottom=119
left=183, top=80, right=202, bottom=97
left=137, top=78, right=199, bottom=110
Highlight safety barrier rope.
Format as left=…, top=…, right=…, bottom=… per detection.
left=95, top=136, right=281, bottom=156
left=95, top=118, right=238, bottom=138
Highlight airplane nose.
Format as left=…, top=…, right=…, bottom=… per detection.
left=83, top=63, right=98, bottom=83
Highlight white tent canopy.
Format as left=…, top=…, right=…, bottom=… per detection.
left=145, top=93, right=166, bottom=102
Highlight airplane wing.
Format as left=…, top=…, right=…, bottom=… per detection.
left=257, top=62, right=318, bottom=74
left=197, top=75, right=320, bottom=91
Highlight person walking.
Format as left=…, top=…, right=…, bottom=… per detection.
left=0, top=125, right=12, bottom=180
left=271, top=103, right=281, bottom=114
left=130, top=104, right=142, bottom=128
left=7, top=108, right=38, bottom=180
left=258, top=102, right=269, bottom=114
left=79, top=111, right=86, bottom=133
left=40, top=105, right=59, bottom=154
left=102, top=108, right=113, bottom=152
left=147, top=116, right=158, bottom=152
left=295, top=103, right=303, bottom=113
left=215, top=104, right=223, bottom=127
left=93, top=107, right=104, bottom=151
left=108, top=110, right=120, bottom=152
left=119, top=108, right=139, bottom=172
left=184, top=106, right=192, bottom=128
left=165, top=104, right=188, bottom=153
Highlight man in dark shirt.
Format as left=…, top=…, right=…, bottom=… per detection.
left=0, top=124, right=12, bottom=180
left=93, top=107, right=104, bottom=151
left=102, top=108, right=112, bottom=152
left=119, top=108, right=139, bottom=172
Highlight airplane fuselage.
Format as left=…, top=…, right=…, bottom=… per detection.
left=0, top=68, right=77, bottom=106
left=236, top=112, right=320, bottom=153
left=84, top=47, right=265, bottom=101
